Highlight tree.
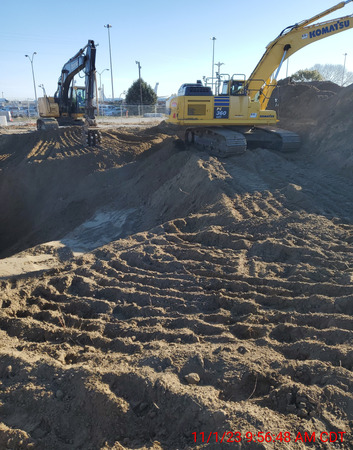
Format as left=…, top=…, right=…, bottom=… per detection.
left=311, top=63, right=353, bottom=86
left=125, top=79, right=157, bottom=105
left=291, top=69, right=323, bottom=82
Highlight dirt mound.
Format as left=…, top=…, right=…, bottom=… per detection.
left=270, top=79, right=353, bottom=175
left=268, top=79, right=341, bottom=124
left=0, top=105, right=353, bottom=449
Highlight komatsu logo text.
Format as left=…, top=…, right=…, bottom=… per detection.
left=307, top=20, right=350, bottom=39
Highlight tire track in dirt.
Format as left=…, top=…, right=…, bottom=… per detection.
left=1, top=198, right=353, bottom=448
left=1, top=120, right=353, bottom=448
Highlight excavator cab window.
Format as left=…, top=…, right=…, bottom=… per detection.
left=230, top=80, right=246, bottom=96
left=71, top=87, right=85, bottom=113
left=220, top=80, right=247, bottom=96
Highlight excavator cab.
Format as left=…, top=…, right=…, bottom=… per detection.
left=69, top=86, right=85, bottom=116
left=221, top=77, right=247, bottom=96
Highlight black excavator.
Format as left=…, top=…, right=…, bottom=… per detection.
left=37, top=40, right=100, bottom=146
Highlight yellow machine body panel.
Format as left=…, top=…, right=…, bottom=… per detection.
left=168, top=93, right=277, bottom=127
left=38, top=86, right=85, bottom=121
left=38, top=97, right=60, bottom=118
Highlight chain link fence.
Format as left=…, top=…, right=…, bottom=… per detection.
left=97, top=104, right=167, bottom=118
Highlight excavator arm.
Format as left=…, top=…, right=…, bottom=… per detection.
left=55, top=40, right=97, bottom=119
left=247, top=1, right=353, bottom=109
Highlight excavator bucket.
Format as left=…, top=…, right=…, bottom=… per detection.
left=82, top=121, right=101, bottom=146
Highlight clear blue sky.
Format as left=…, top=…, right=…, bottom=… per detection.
left=1, top=0, right=353, bottom=100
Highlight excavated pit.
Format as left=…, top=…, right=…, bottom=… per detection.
left=0, top=125, right=181, bottom=259
left=1, top=84, right=353, bottom=449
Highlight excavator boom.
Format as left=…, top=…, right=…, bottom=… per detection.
left=248, top=1, right=353, bottom=108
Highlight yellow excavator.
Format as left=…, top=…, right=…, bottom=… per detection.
left=167, top=1, right=353, bottom=156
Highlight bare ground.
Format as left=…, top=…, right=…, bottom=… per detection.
left=0, top=83, right=353, bottom=449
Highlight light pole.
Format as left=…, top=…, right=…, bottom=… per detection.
left=119, top=90, right=126, bottom=118
left=97, top=69, right=109, bottom=99
left=342, top=53, right=348, bottom=86
left=25, top=52, right=38, bottom=114
left=104, top=24, right=115, bottom=101
left=135, top=61, right=143, bottom=115
left=97, top=69, right=109, bottom=115
left=211, top=37, right=216, bottom=93
left=38, top=84, right=46, bottom=97
left=119, top=90, right=126, bottom=101
left=98, top=69, right=109, bottom=92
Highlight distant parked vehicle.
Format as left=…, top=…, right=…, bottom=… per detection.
left=0, top=110, right=12, bottom=121
left=8, top=107, right=20, bottom=118
left=27, top=108, right=38, bottom=117
left=99, top=105, right=127, bottom=116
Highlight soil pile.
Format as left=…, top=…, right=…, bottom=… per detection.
left=271, top=79, right=353, bottom=175
left=0, top=85, right=353, bottom=449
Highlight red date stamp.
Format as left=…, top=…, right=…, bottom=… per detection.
left=192, top=431, right=346, bottom=444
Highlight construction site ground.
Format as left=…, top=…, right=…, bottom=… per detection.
left=0, top=81, right=353, bottom=449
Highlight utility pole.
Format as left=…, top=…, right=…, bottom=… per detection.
left=215, top=61, right=224, bottom=74
left=104, top=24, right=115, bottom=101
left=215, top=61, right=224, bottom=95
left=342, top=53, right=348, bottom=86
left=135, top=61, right=143, bottom=115
left=25, top=52, right=38, bottom=115
left=211, top=37, right=216, bottom=93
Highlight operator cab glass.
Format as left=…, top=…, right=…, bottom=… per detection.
left=221, top=80, right=246, bottom=96
left=230, top=80, right=245, bottom=96
left=71, top=86, right=86, bottom=113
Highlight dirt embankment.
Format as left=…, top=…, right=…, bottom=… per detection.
left=270, top=79, right=353, bottom=175
left=0, top=85, right=353, bottom=449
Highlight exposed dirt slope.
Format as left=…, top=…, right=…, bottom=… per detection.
left=0, top=84, right=353, bottom=449
left=0, top=126, right=173, bottom=258
left=271, top=79, right=353, bottom=176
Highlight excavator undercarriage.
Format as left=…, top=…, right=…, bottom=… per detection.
left=185, top=126, right=301, bottom=157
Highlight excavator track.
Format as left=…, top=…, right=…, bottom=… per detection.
left=243, top=127, right=301, bottom=152
left=37, top=118, right=59, bottom=131
left=185, top=126, right=300, bottom=157
left=185, top=128, right=247, bottom=157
